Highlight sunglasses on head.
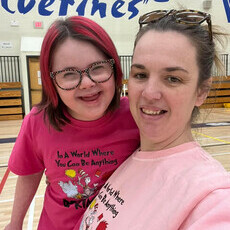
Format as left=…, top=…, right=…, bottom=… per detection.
left=139, top=9, right=212, bottom=41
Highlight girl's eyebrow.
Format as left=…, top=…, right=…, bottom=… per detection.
left=57, top=60, right=106, bottom=72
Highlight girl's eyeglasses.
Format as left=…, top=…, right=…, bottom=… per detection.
left=139, top=9, right=213, bottom=41
left=50, top=59, right=115, bottom=91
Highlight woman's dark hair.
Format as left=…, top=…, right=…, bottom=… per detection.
left=134, top=13, right=226, bottom=122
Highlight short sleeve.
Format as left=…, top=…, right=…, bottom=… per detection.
left=8, top=112, right=45, bottom=175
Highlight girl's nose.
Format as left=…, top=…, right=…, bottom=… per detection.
left=78, top=73, right=96, bottom=90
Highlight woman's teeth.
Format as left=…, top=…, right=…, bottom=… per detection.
left=142, top=108, right=164, bottom=115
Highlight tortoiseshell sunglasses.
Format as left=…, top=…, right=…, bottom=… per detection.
left=139, top=9, right=213, bottom=41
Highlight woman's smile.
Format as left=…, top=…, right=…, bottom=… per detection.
left=128, top=30, right=201, bottom=150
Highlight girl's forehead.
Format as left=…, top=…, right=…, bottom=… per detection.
left=52, top=38, right=107, bottom=69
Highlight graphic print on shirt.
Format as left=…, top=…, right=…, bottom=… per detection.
left=59, top=169, right=99, bottom=199
left=59, top=169, right=103, bottom=209
left=54, top=148, right=119, bottom=210
left=80, top=198, right=109, bottom=230
left=80, top=181, right=125, bottom=229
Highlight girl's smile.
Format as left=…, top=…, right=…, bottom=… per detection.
left=52, top=38, right=115, bottom=121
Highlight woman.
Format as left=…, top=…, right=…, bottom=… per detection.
left=5, top=16, right=139, bottom=230
left=79, top=9, right=230, bottom=229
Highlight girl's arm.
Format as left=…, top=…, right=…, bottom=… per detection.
left=5, top=171, right=43, bottom=230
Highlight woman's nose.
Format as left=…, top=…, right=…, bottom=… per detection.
left=78, top=73, right=96, bottom=90
left=141, top=80, right=162, bottom=100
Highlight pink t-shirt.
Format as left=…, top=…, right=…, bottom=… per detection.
left=79, top=142, right=230, bottom=230
left=8, top=97, right=140, bottom=230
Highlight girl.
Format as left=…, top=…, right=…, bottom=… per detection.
left=5, top=16, right=139, bottom=230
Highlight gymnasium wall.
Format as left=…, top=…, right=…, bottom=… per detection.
left=0, top=0, right=230, bottom=56
left=1, top=0, right=230, bottom=115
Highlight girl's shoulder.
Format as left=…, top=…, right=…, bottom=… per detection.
left=22, top=106, right=46, bottom=127
left=115, top=97, right=136, bottom=124
left=120, top=96, right=130, bottom=110
left=26, top=106, right=44, bottom=118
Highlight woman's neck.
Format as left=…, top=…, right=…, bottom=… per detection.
left=140, top=129, right=194, bottom=152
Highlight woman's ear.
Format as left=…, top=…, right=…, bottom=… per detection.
left=195, top=78, right=212, bottom=107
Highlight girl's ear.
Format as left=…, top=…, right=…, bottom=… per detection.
left=195, top=78, right=212, bottom=107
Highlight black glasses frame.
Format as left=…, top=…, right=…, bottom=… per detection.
left=139, top=9, right=213, bottom=41
left=50, top=59, right=115, bottom=91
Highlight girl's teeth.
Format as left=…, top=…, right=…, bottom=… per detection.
left=142, top=108, right=161, bottom=115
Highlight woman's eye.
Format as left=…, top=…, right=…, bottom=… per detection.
left=134, top=73, right=147, bottom=80
left=167, top=76, right=181, bottom=83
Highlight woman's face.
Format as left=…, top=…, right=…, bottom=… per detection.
left=128, top=30, right=207, bottom=151
left=52, top=38, right=115, bottom=121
